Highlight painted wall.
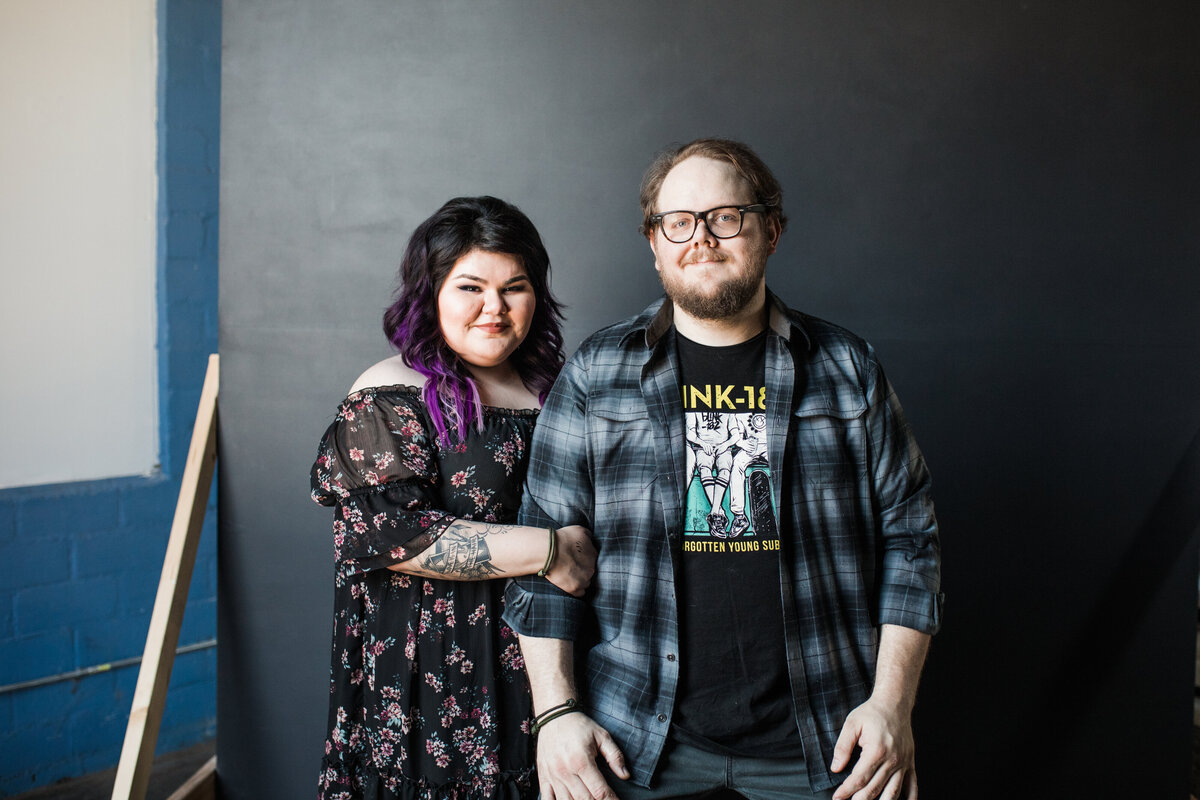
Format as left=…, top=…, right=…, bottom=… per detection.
left=218, top=2, right=1200, bottom=798
left=0, top=0, right=159, bottom=489
left=0, top=0, right=220, bottom=793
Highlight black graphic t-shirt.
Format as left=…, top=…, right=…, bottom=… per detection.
left=672, top=330, right=802, bottom=757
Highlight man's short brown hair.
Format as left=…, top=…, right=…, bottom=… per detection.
left=638, top=138, right=788, bottom=238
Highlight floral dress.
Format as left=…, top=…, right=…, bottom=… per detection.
left=310, top=385, right=538, bottom=800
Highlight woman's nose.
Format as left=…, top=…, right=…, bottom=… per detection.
left=482, top=290, right=506, bottom=314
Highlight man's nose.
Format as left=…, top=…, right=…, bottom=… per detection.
left=692, top=217, right=718, bottom=246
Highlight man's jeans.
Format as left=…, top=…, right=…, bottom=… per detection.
left=601, top=738, right=836, bottom=800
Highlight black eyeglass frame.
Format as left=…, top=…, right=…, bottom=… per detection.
left=649, top=203, right=773, bottom=243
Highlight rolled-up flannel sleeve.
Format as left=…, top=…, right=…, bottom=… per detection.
left=864, top=349, right=944, bottom=634
left=504, top=355, right=594, bottom=640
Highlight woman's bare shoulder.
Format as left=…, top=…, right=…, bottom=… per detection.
left=348, top=355, right=424, bottom=394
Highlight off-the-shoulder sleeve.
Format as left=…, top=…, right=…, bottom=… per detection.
left=310, top=388, right=456, bottom=572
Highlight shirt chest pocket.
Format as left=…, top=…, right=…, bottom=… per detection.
left=792, top=395, right=869, bottom=488
left=587, top=393, right=659, bottom=495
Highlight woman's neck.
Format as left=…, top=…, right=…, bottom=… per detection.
left=466, top=361, right=539, bottom=409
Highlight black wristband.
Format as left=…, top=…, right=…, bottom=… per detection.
left=532, top=698, right=581, bottom=734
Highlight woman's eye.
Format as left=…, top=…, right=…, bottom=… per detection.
left=457, top=284, right=481, bottom=292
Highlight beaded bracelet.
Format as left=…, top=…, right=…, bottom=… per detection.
left=536, top=527, right=557, bottom=577
left=532, top=698, right=581, bottom=734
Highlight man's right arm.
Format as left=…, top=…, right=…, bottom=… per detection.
left=502, top=351, right=629, bottom=797
left=505, top=355, right=595, bottom=638
left=518, top=634, right=629, bottom=800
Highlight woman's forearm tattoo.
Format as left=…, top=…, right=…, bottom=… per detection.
left=419, top=521, right=504, bottom=579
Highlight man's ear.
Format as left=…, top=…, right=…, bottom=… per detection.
left=766, top=217, right=782, bottom=255
left=649, top=235, right=662, bottom=272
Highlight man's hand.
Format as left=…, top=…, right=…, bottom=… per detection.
left=537, top=712, right=629, bottom=800
left=544, top=526, right=597, bottom=597
left=830, top=696, right=917, bottom=800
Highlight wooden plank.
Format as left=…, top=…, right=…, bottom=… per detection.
left=112, top=355, right=219, bottom=800
left=165, top=756, right=217, bottom=800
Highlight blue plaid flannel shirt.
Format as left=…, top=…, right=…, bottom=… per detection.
left=504, top=292, right=942, bottom=791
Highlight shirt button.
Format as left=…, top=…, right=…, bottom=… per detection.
left=666, top=653, right=676, bottom=662
left=657, top=713, right=667, bottom=723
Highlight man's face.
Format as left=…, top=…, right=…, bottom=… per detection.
left=649, top=156, right=780, bottom=321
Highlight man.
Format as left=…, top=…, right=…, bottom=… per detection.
left=504, top=138, right=942, bottom=800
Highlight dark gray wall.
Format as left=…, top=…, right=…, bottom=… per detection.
left=218, top=2, right=1200, bottom=797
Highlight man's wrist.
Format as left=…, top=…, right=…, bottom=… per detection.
left=532, top=698, right=582, bottom=733
left=866, top=688, right=915, bottom=716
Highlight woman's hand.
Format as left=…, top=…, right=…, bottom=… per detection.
left=544, top=526, right=596, bottom=597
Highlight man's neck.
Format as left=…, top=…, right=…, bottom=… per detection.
left=671, top=291, right=768, bottom=347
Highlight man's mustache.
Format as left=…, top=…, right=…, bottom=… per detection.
left=683, top=249, right=728, bottom=265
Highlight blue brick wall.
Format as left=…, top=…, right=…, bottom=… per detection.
left=0, top=0, right=220, bottom=793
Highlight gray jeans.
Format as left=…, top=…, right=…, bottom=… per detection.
left=600, top=738, right=836, bottom=800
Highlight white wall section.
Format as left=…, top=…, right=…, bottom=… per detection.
left=0, top=0, right=159, bottom=488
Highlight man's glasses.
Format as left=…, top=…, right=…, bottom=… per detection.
left=649, top=204, right=771, bottom=244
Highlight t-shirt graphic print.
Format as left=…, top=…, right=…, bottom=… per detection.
left=684, top=405, right=775, bottom=541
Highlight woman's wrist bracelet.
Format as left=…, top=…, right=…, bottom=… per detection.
left=536, top=527, right=557, bottom=577
left=532, top=698, right=580, bottom=734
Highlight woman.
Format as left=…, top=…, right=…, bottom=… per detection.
left=310, top=196, right=593, bottom=799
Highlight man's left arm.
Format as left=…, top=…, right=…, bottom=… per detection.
left=830, top=623, right=929, bottom=800
left=866, top=353, right=942, bottom=634
left=832, top=347, right=942, bottom=800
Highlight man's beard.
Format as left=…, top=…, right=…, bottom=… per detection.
left=657, top=242, right=770, bottom=321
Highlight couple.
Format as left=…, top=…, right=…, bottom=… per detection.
left=310, top=138, right=943, bottom=800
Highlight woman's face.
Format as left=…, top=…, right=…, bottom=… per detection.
left=436, top=249, right=536, bottom=370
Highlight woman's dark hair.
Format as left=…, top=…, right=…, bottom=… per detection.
left=382, top=196, right=564, bottom=444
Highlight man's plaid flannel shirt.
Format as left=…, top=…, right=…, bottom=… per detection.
left=505, top=292, right=942, bottom=791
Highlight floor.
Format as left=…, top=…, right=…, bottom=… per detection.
left=8, top=741, right=215, bottom=800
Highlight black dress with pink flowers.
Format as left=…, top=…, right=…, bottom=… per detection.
left=310, top=386, right=538, bottom=800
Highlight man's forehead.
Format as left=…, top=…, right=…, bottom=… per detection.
left=656, top=156, right=752, bottom=208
